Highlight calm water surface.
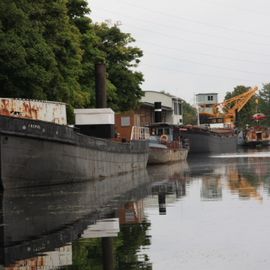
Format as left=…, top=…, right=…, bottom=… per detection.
left=1, top=147, right=270, bottom=269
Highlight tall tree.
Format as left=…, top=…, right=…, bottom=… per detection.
left=182, top=101, right=197, bottom=125
left=0, top=0, right=145, bottom=120
left=0, top=0, right=83, bottom=104
left=94, top=22, right=144, bottom=112
left=0, top=0, right=57, bottom=99
left=0, top=0, right=86, bottom=122
left=41, top=0, right=82, bottom=106
left=67, top=0, right=91, bottom=33
left=67, top=0, right=100, bottom=108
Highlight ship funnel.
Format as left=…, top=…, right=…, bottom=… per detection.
left=154, top=102, right=162, bottom=122
left=95, top=63, right=107, bottom=108
left=74, top=63, right=114, bottom=139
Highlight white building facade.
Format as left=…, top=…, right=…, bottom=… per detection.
left=140, top=91, right=184, bottom=125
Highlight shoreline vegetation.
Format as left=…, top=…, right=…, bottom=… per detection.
left=1, top=1, right=270, bottom=127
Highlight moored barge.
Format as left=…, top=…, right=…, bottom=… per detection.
left=238, top=126, right=270, bottom=147
left=181, top=126, right=237, bottom=154
left=147, top=123, right=188, bottom=164
left=0, top=99, right=149, bottom=189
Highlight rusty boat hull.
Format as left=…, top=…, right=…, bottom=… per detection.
left=238, top=127, right=270, bottom=147
left=0, top=115, right=149, bottom=189
left=148, top=143, right=188, bottom=164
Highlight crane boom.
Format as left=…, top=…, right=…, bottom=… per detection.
left=215, top=86, right=258, bottom=117
left=200, top=86, right=258, bottom=126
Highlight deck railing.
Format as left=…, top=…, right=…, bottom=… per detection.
left=130, top=126, right=150, bottom=141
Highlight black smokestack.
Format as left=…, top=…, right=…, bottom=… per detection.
left=95, top=63, right=107, bottom=108
left=154, top=102, right=162, bottom=122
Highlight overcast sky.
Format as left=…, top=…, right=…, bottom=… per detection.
left=89, top=0, right=270, bottom=104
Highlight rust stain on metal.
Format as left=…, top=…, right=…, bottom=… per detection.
left=0, top=98, right=67, bottom=125
left=22, top=101, right=40, bottom=119
left=0, top=99, right=11, bottom=116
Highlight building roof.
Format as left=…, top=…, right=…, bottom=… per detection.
left=196, top=93, right=218, bottom=96
left=142, top=90, right=184, bottom=102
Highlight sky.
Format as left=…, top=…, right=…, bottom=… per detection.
left=88, top=0, right=270, bottom=104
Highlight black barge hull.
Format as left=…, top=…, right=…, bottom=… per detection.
left=0, top=116, right=149, bottom=189
left=182, top=129, right=237, bottom=154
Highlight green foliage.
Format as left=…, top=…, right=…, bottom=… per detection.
left=71, top=221, right=151, bottom=269
left=72, top=238, right=103, bottom=270
left=224, top=85, right=257, bottom=128
left=0, top=0, right=145, bottom=122
left=67, top=0, right=101, bottom=108
left=115, top=222, right=152, bottom=270
left=94, top=22, right=144, bottom=112
left=0, top=0, right=84, bottom=124
left=41, top=0, right=83, bottom=105
left=67, top=0, right=91, bottom=34
left=257, top=83, right=270, bottom=126
left=182, top=101, right=197, bottom=125
left=0, top=0, right=57, bottom=99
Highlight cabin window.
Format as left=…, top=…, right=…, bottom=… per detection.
left=121, top=116, right=130, bottom=127
left=208, top=95, right=213, bottom=101
left=157, top=129, right=163, bottom=136
left=164, top=128, right=170, bottom=135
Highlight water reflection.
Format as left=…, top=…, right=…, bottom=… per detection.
left=3, top=149, right=270, bottom=269
left=147, top=161, right=189, bottom=215
left=73, top=200, right=152, bottom=269
left=0, top=169, right=152, bottom=269
left=220, top=149, right=270, bottom=201
left=227, top=164, right=263, bottom=201
left=201, top=175, right=222, bottom=201
left=187, top=149, right=270, bottom=202
left=145, top=149, right=270, bottom=270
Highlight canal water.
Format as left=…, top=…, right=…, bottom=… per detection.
left=1, top=147, right=270, bottom=269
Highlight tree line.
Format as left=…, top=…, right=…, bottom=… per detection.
left=0, top=0, right=144, bottom=121
left=1, top=1, right=270, bottom=127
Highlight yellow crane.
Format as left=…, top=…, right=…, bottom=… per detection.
left=200, top=86, right=258, bottom=126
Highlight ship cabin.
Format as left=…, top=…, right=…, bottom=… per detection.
left=148, top=123, right=179, bottom=142
left=147, top=122, right=185, bottom=149
left=196, top=93, right=219, bottom=125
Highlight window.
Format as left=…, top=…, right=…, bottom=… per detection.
left=178, top=103, right=182, bottom=115
left=121, top=116, right=130, bottom=126
left=174, top=102, right=178, bottom=114
left=207, top=95, right=213, bottom=101
left=173, top=101, right=182, bottom=115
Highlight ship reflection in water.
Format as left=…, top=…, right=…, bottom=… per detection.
left=209, top=148, right=270, bottom=201
left=0, top=169, right=153, bottom=269
left=2, top=149, right=270, bottom=269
